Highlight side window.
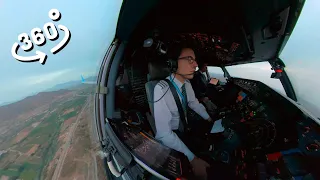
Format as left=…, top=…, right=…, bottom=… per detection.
left=279, top=0, right=320, bottom=118
left=225, top=62, right=286, bottom=96
left=207, top=66, right=227, bottom=83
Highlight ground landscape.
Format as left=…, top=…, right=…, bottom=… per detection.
left=0, top=84, right=106, bottom=180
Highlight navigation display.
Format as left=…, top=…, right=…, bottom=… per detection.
left=113, top=124, right=188, bottom=179
left=237, top=91, right=247, bottom=102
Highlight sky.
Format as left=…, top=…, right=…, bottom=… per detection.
left=207, top=63, right=286, bottom=96
left=225, top=62, right=287, bottom=96
left=0, top=0, right=123, bottom=104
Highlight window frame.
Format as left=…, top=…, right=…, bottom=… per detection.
left=222, top=60, right=296, bottom=100
left=97, top=39, right=172, bottom=180
left=269, top=59, right=297, bottom=101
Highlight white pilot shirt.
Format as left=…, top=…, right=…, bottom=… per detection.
left=153, top=73, right=210, bottom=162
left=202, top=71, right=209, bottom=81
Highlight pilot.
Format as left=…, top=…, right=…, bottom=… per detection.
left=191, top=61, right=219, bottom=114
left=153, top=45, right=214, bottom=179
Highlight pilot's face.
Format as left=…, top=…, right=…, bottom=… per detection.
left=177, top=48, right=198, bottom=79
left=201, top=64, right=208, bottom=72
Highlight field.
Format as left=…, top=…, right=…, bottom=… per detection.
left=0, top=86, right=103, bottom=180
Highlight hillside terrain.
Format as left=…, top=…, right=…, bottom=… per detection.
left=0, top=84, right=105, bottom=180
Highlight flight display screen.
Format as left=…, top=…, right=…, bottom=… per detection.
left=114, top=124, right=188, bottom=179
left=237, top=91, right=247, bottom=102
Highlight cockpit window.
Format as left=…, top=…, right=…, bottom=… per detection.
left=226, top=62, right=286, bottom=96
left=279, top=0, right=320, bottom=118
left=207, top=66, right=227, bottom=83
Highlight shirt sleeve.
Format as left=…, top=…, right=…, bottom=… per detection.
left=187, top=83, right=210, bottom=120
left=153, top=85, right=195, bottom=162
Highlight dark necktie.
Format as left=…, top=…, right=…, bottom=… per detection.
left=178, top=84, right=188, bottom=132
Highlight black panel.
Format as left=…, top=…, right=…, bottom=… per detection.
left=111, top=122, right=190, bottom=179
left=116, top=0, right=303, bottom=66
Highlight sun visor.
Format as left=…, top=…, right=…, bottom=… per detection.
left=116, top=0, right=159, bottom=41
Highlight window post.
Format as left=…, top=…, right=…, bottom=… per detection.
left=269, top=58, right=297, bottom=101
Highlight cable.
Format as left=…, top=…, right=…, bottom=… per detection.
left=147, top=70, right=197, bottom=104
left=147, top=73, right=177, bottom=103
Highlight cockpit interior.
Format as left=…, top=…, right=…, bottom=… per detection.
left=100, top=0, right=320, bottom=179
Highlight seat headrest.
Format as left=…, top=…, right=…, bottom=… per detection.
left=148, top=60, right=171, bottom=81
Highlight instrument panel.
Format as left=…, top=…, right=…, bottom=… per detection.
left=111, top=122, right=190, bottom=179
left=297, top=117, right=320, bottom=156
left=226, top=78, right=320, bottom=179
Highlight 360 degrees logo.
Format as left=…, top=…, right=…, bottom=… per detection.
left=11, top=9, right=71, bottom=65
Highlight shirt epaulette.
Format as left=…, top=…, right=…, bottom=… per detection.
left=158, top=80, right=169, bottom=89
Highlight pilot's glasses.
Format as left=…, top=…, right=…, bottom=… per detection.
left=178, top=56, right=197, bottom=64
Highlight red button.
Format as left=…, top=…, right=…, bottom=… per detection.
left=267, top=152, right=282, bottom=161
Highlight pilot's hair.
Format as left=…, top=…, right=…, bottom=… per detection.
left=167, top=42, right=196, bottom=61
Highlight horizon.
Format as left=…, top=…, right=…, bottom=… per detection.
left=0, top=75, right=97, bottom=106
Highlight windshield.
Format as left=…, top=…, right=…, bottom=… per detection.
left=279, top=0, right=320, bottom=118
left=226, top=62, right=286, bottom=96
left=207, top=66, right=227, bottom=83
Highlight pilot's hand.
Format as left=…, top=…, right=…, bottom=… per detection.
left=200, top=97, right=209, bottom=102
left=190, top=157, right=210, bottom=180
left=209, top=78, right=219, bottom=85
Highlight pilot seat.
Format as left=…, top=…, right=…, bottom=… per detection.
left=145, top=60, right=171, bottom=135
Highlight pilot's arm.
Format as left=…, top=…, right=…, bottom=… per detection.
left=186, top=82, right=211, bottom=121
left=153, top=85, right=195, bottom=162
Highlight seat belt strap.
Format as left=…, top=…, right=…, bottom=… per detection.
left=164, top=79, right=188, bottom=132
